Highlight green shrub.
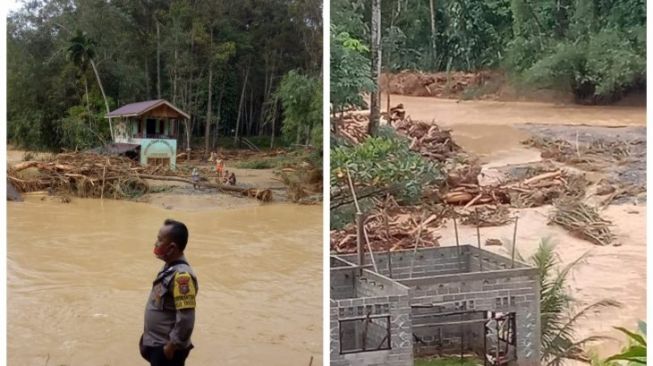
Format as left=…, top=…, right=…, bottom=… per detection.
left=331, top=136, right=443, bottom=205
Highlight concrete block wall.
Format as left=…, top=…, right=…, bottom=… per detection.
left=337, top=246, right=471, bottom=280
left=330, top=270, right=414, bottom=366
left=466, top=246, right=528, bottom=272
left=331, top=266, right=356, bottom=300
left=331, top=247, right=540, bottom=366
left=400, top=268, right=540, bottom=365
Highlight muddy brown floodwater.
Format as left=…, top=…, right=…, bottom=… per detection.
left=397, top=94, right=646, bottom=361
left=8, top=197, right=322, bottom=366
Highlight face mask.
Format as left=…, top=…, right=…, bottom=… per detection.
left=153, top=245, right=164, bottom=256
left=154, top=243, right=175, bottom=258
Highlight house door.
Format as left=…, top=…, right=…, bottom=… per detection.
left=146, top=119, right=157, bottom=137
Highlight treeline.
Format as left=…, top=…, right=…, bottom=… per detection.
left=8, top=0, right=322, bottom=151
left=331, top=0, right=646, bottom=104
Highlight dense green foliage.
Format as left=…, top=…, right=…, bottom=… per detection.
left=8, top=0, right=322, bottom=151
left=331, top=135, right=443, bottom=204
left=330, top=30, right=375, bottom=115
left=331, top=0, right=646, bottom=103
left=277, top=70, right=323, bottom=148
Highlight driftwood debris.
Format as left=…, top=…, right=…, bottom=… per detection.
left=523, top=136, right=644, bottom=168
left=337, top=105, right=463, bottom=164
left=550, top=198, right=616, bottom=246
left=7, top=152, right=272, bottom=202
left=459, top=205, right=511, bottom=227
left=138, top=174, right=272, bottom=202
left=331, top=197, right=446, bottom=254
left=439, top=169, right=587, bottom=209
left=393, top=118, right=461, bottom=163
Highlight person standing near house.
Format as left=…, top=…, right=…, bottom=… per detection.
left=215, top=159, right=224, bottom=178
left=191, top=168, right=200, bottom=189
left=139, top=219, right=198, bottom=366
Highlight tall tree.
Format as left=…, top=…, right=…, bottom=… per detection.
left=369, top=0, right=382, bottom=136
left=67, top=30, right=114, bottom=141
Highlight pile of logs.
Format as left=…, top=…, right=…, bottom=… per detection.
left=393, top=118, right=461, bottom=163
left=335, top=104, right=413, bottom=144
left=336, top=112, right=370, bottom=144
left=8, top=152, right=273, bottom=201
left=439, top=169, right=586, bottom=209
left=336, top=105, right=462, bottom=165
left=330, top=198, right=447, bottom=253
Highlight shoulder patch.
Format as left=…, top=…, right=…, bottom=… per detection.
left=172, top=272, right=196, bottom=309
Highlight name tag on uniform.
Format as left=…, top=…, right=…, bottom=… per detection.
left=173, top=272, right=196, bottom=309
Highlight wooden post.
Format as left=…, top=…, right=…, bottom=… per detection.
left=363, top=226, right=378, bottom=273
left=453, top=213, right=460, bottom=254
left=408, top=211, right=426, bottom=279
left=511, top=214, right=519, bottom=268
left=387, top=249, right=392, bottom=278
left=476, top=208, right=483, bottom=272
left=356, top=212, right=364, bottom=274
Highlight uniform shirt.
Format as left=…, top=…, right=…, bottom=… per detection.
left=143, top=256, right=198, bottom=349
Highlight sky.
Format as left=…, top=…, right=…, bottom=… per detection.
left=8, top=0, right=23, bottom=12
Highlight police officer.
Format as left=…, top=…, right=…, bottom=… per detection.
left=140, top=219, right=198, bottom=366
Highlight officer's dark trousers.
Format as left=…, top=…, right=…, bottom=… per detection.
left=144, top=346, right=191, bottom=366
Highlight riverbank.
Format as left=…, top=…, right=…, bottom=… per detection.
left=7, top=147, right=321, bottom=211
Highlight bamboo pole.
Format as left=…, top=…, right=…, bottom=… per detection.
left=453, top=213, right=460, bottom=254
left=408, top=212, right=427, bottom=279
left=511, top=214, right=519, bottom=268
left=345, top=167, right=365, bottom=273
left=363, top=226, right=378, bottom=273
left=476, top=208, right=483, bottom=272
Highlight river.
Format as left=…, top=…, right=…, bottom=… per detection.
left=8, top=197, right=322, bottom=366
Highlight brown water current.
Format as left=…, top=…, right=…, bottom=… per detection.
left=390, top=94, right=646, bottom=166
left=8, top=197, right=322, bottom=366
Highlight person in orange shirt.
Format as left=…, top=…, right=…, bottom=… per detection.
left=215, top=159, right=224, bottom=177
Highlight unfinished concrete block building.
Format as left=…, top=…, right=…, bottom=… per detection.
left=330, top=245, right=540, bottom=366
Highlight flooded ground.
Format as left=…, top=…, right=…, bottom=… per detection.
left=8, top=196, right=322, bottom=366
left=401, top=94, right=646, bottom=360
left=387, top=94, right=646, bottom=127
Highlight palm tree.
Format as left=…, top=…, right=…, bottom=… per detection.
left=525, top=238, right=621, bottom=365
left=68, top=30, right=114, bottom=141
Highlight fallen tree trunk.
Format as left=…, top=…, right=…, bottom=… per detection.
left=137, top=174, right=273, bottom=202
left=12, top=161, right=41, bottom=172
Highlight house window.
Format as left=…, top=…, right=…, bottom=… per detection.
left=147, top=157, right=170, bottom=167
left=339, top=315, right=391, bottom=354
left=146, top=119, right=157, bottom=137
left=159, top=120, right=164, bottom=135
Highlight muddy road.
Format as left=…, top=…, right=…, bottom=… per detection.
left=8, top=197, right=322, bottom=366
